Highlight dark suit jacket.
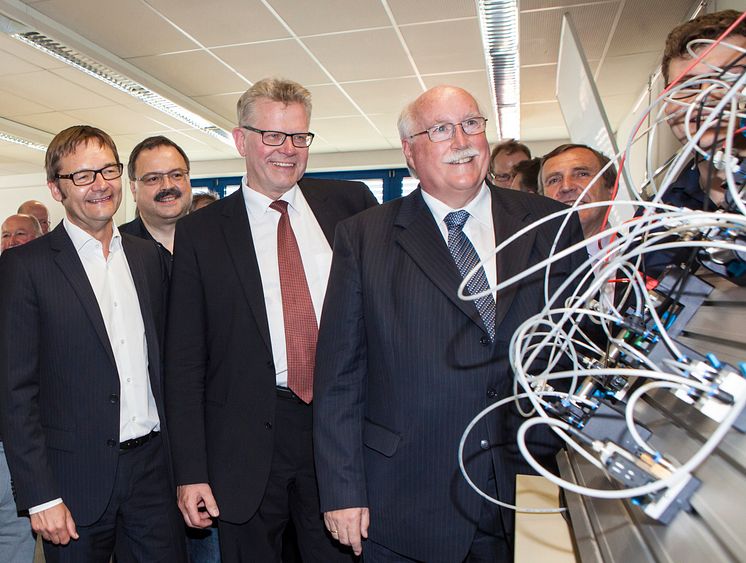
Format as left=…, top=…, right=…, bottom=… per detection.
left=164, top=177, right=378, bottom=524
left=313, top=185, right=587, bottom=562
left=0, top=224, right=169, bottom=526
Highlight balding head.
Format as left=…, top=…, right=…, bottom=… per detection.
left=17, top=200, right=50, bottom=234
left=398, top=85, right=490, bottom=208
left=2, top=214, right=42, bottom=252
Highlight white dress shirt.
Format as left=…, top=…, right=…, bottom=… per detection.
left=31, top=219, right=160, bottom=514
left=242, top=180, right=333, bottom=387
left=421, top=182, right=498, bottom=290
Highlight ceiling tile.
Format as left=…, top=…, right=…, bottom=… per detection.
left=303, top=29, right=413, bottom=82
left=191, top=93, right=243, bottom=123
left=147, top=0, right=290, bottom=47
left=341, top=77, right=424, bottom=115
left=401, top=19, right=484, bottom=74
left=48, top=67, right=142, bottom=107
left=367, top=113, right=405, bottom=143
left=271, top=0, right=389, bottom=35
left=30, top=0, right=197, bottom=57
left=63, top=106, right=178, bottom=136
left=10, top=111, right=82, bottom=135
left=126, top=51, right=249, bottom=97
left=596, top=52, right=659, bottom=97
left=520, top=65, right=558, bottom=103
left=0, top=48, right=44, bottom=76
left=388, top=0, right=476, bottom=25
left=606, top=0, right=694, bottom=57
left=214, top=40, right=329, bottom=85
left=0, top=71, right=114, bottom=112
left=520, top=101, right=569, bottom=141
left=520, top=3, right=621, bottom=66
left=312, top=116, right=391, bottom=151
left=306, top=85, right=359, bottom=119
left=521, top=0, right=615, bottom=10
left=0, top=89, right=54, bottom=116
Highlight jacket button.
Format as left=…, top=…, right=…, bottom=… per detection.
left=487, top=388, right=497, bottom=399
left=480, top=336, right=490, bottom=346
left=480, top=440, right=490, bottom=450
left=264, top=422, right=272, bottom=430
left=107, top=439, right=117, bottom=447
left=109, top=393, right=119, bottom=404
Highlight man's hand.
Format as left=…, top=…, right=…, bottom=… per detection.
left=324, top=507, right=369, bottom=556
left=31, top=503, right=78, bottom=545
left=177, top=483, right=220, bottom=528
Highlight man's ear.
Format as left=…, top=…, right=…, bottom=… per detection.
left=232, top=127, right=247, bottom=157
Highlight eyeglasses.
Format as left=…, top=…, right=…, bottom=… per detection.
left=55, top=163, right=124, bottom=186
left=410, top=117, right=488, bottom=142
left=492, top=172, right=515, bottom=185
left=241, top=125, right=315, bottom=148
left=134, top=168, right=190, bottom=187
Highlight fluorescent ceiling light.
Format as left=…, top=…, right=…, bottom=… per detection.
left=11, top=30, right=233, bottom=146
left=476, top=0, right=521, bottom=140
left=0, top=131, right=47, bottom=151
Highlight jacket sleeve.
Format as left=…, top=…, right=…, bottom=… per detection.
left=0, top=251, right=60, bottom=510
left=313, top=218, right=369, bottom=512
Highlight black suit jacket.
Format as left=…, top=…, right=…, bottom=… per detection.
left=0, top=224, right=169, bottom=526
left=313, top=185, right=587, bottom=562
left=164, top=177, right=378, bottom=524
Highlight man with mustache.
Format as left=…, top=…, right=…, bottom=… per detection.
left=121, top=136, right=193, bottom=270
left=313, top=85, right=586, bottom=562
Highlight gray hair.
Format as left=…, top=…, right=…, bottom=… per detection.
left=236, top=78, right=312, bottom=125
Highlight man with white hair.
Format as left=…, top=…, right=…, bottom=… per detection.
left=313, top=85, right=586, bottom=562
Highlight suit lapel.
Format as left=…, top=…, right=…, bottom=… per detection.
left=50, top=225, right=117, bottom=368
left=394, top=189, right=487, bottom=333
left=491, top=186, right=537, bottom=330
left=300, top=180, right=335, bottom=246
left=220, top=190, right=273, bottom=355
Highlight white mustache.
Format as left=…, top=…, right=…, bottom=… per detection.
left=442, top=148, right=480, bottom=164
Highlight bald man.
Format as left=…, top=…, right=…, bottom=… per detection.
left=1, top=213, right=42, bottom=252
left=17, top=200, right=51, bottom=234
left=1, top=212, right=41, bottom=562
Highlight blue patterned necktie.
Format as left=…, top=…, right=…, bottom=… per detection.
left=444, top=210, right=496, bottom=341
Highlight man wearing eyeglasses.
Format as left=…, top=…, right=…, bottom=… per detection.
left=0, top=125, right=186, bottom=562
left=488, top=139, right=531, bottom=189
left=164, top=78, right=377, bottom=562
left=121, top=136, right=193, bottom=271
left=313, top=85, right=586, bottom=562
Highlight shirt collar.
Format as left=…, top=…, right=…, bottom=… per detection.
left=420, top=182, right=492, bottom=228
left=63, top=217, right=121, bottom=253
left=242, top=177, right=300, bottom=220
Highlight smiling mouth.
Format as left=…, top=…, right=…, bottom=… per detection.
left=448, top=156, right=474, bottom=165
left=271, top=161, right=295, bottom=168
left=87, top=195, right=112, bottom=204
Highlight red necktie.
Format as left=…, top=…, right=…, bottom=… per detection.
left=270, top=200, right=317, bottom=403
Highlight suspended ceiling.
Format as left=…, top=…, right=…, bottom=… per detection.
left=0, top=0, right=698, bottom=179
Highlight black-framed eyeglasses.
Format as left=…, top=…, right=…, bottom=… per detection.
left=241, top=125, right=315, bottom=148
left=134, top=168, right=190, bottom=187
left=410, top=117, right=488, bottom=143
left=55, top=163, right=124, bottom=186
